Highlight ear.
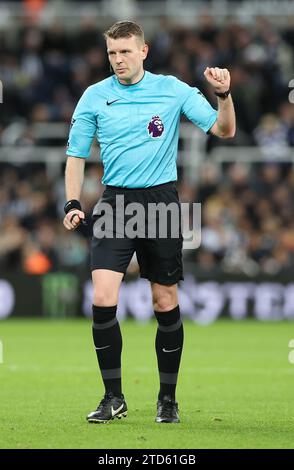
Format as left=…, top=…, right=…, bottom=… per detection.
left=142, top=43, right=149, bottom=60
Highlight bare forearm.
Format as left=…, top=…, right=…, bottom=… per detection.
left=65, top=156, right=85, bottom=201
left=215, top=95, right=236, bottom=138
left=204, top=67, right=236, bottom=139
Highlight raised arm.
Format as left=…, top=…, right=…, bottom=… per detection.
left=204, top=67, right=236, bottom=139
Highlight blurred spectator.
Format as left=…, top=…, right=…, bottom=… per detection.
left=254, top=114, right=289, bottom=160
left=23, top=240, right=52, bottom=275
left=0, top=215, right=27, bottom=270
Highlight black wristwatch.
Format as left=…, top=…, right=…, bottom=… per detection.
left=214, top=89, right=231, bottom=99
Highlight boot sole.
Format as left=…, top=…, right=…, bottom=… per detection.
left=87, top=411, right=128, bottom=424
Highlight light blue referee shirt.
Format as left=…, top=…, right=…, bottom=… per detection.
left=66, top=71, right=217, bottom=188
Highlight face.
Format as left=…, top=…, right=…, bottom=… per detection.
left=106, top=35, right=148, bottom=85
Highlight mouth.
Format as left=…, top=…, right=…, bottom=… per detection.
left=116, top=68, right=127, bottom=72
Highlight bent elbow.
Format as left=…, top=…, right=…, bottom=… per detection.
left=222, top=128, right=236, bottom=139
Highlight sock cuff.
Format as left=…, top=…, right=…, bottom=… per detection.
left=92, top=304, right=117, bottom=323
left=154, top=305, right=181, bottom=326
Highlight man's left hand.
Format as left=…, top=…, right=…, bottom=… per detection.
left=204, top=67, right=230, bottom=93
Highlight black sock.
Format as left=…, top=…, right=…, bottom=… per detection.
left=154, top=305, right=184, bottom=401
left=92, top=305, right=122, bottom=397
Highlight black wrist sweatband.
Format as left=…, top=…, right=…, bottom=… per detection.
left=214, top=89, right=231, bottom=99
left=64, top=199, right=82, bottom=214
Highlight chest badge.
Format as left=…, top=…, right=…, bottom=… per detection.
left=147, top=115, right=164, bottom=138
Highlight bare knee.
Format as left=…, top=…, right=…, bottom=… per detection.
left=92, top=269, right=123, bottom=307
left=152, top=284, right=178, bottom=312
left=93, top=289, right=118, bottom=307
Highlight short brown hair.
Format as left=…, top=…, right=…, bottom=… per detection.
left=104, top=21, right=145, bottom=43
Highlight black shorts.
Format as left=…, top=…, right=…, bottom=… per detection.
left=90, top=181, right=183, bottom=285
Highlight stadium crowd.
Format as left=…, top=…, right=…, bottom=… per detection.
left=0, top=14, right=293, bottom=275
left=0, top=160, right=293, bottom=275
left=1, top=14, right=294, bottom=145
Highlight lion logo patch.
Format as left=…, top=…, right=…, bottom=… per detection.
left=147, top=116, right=164, bottom=138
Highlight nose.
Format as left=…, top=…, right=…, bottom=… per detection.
left=115, top=53, right=123, bottom=64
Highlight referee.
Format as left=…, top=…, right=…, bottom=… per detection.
left=63, top=21, right=235, bottom=424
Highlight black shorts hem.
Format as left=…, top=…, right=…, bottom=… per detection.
left=140, top=273, right=184, bottom=285
left=91, top=265, right=126, bottom=275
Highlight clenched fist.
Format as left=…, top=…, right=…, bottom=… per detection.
left=63, top=209, right=85, bottom=230
left=204, top=67, right=230, bottom=93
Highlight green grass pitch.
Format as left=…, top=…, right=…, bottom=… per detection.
left=0, top=318, right=294, bottom=449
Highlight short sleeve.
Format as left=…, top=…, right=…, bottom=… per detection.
left=66, top=87, right=97, bottom=158
left=172, top=77, right=217, bottom=133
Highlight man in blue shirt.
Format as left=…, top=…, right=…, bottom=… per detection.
left=63, top=21, right=235, bottom=424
